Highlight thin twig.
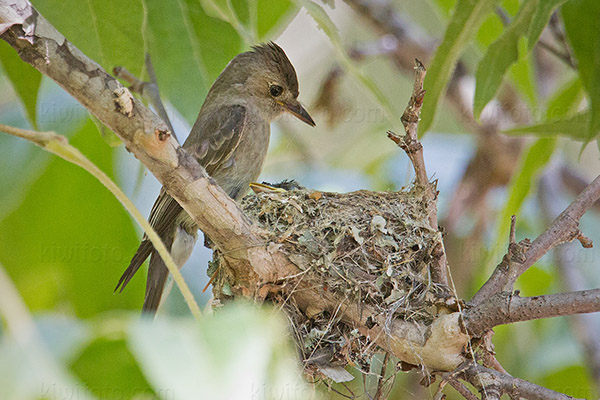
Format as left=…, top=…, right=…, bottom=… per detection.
left=373, top=352, right=390, bottom=400
left=496, top=6, right=576, bottom=70
left=113, top=55, right=177, bottom=142
left=388, top=59, right=449, bottom=287
left=548, top=12, right=577, bottom=68
left=388, top=59, right=428, bottom=186
left=448, top=380, right=479, bottom=400
left=538, top=39, right=577, bottom=69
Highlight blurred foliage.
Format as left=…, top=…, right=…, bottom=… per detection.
left=0, top=119, right=141, bottom=316
left=562, top=0, right=600, bottom=144
left=0, top=0, right=599, bottom=399
left=420, top=0, right=496, bottom=135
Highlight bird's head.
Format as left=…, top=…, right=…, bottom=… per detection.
left=217, top=42, right=315, bottom=126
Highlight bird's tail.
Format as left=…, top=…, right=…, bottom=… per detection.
left=115, top=239, right=153, bottom=293
left=141, top=250, right=169, bottom=314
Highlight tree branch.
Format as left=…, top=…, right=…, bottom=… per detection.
left=471, top=174, right=600, bottom=305
left=540, top=171, right=600, bottom=391
left=387, top=59, right=449, bottom=288
left=464, top=289, right=600, bottom=335
left=462, top=363, right=583, bottom=400
left=448, top=380, right=479, bottom=400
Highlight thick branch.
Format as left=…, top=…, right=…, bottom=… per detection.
left=464, top=289, right=600, bottom=335
left=471, top=174, right=600, bottom=305
left=0, top=0, right=470, bottom=372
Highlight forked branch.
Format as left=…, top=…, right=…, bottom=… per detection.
left=472, top=174, right=600, bottom=305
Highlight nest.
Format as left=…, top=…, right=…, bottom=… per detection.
left=209, top=185, right=445, bottom=381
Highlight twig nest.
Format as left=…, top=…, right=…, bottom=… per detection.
left=211, top=185, right=446, bottom=379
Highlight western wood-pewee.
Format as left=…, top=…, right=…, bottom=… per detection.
left=115, top=42, right=315, bottom=314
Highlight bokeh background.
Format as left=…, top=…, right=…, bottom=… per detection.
left=1, top=0, right=599, bottom=399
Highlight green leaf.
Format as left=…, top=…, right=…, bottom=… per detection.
left=33, top=0, right=292, bottom=125
left=0, top=41, right=42, bottom=129
left=503, top=112, right=589, bottom=141
left=545, top=78, right=583, bottom=119
left=142, top=0, right=211, bottom=122
left=143, top=0, right=241, bottom=122
left=503, top=77, right=584, bottom=140
left=199, top=0, right=235, bottom=21
left=32, top=0, right=146, bottom=77
left=255, top=0, right=296, bottom=39
left=502, top=0, right=521, bottom=16
left=0, top=119, right=140, bottom=317
left=145, top=0, right=291, bottom=123
left=72, top=337, right=153, bottom=397
left=473, top=0, right=537, bottom=119
left=199, top=0, right=252, bottom=42
left=432, top=0, right=457, bottom=17
left=527, top=0, right=568, bottom=49
left=128, top=304, right=309, bottom=399
left=181, top=0, right=243, bottom=81
left=563, top=0, right=600, bottom=142
left=509, top=36, right=537, bottom=107
left=419, top=0, right=497, bottom=136
left=476, top=13, right=504, bottom=48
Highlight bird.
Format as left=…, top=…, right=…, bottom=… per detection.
left=115, top=42, right=315, bottom=314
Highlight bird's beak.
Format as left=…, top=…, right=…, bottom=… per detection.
left=279, top=100, right=316, bottom=127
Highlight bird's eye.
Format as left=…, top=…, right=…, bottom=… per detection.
left=269, top=84, right=283, bottom=97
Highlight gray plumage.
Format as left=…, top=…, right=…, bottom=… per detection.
left=115, top=42, right=315, bottom=314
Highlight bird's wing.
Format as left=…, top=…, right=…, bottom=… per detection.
left=186, top=104, right=247, bottom=176
left=144, top=103, right=247, bottom=240
left=115, top=104, right=248, bottom=294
